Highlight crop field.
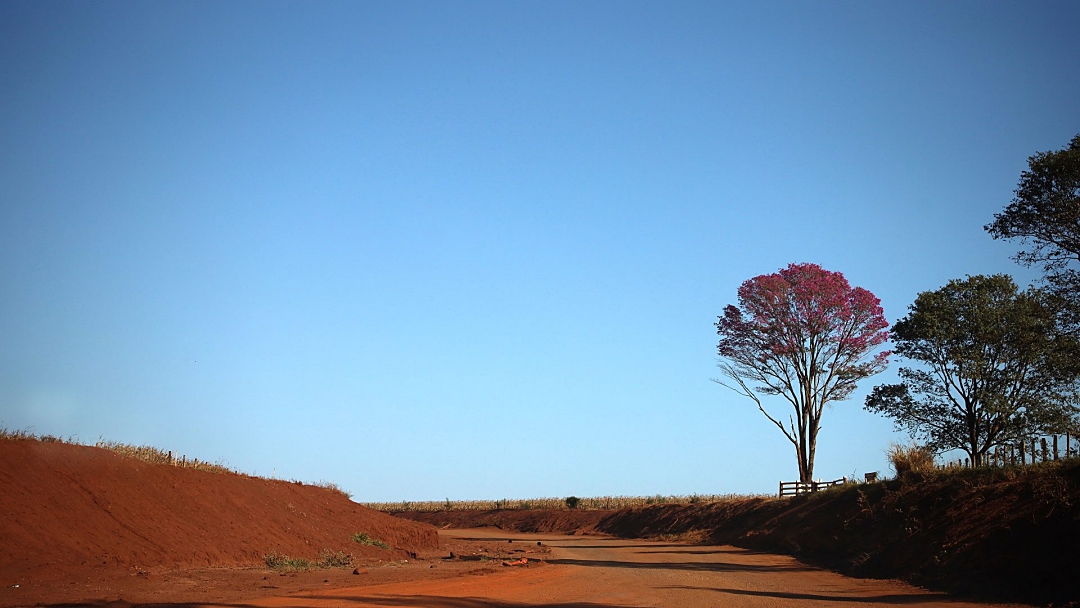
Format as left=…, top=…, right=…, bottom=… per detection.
left=362, top=493, right=764, bottom=512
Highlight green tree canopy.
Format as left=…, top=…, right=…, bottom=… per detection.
left=986, top=134, right=1080, bottom=328
left=865, top=275, right=1080, bottom=466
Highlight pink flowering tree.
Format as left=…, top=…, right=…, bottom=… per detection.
left=716, top=263, right=890, bottom=483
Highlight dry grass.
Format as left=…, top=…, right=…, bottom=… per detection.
left=0, top=428, right=35, bottom=441
left=0, top=427, right=352, bottom=499
left=0, top=428, right=73, bottom=443
left=888, top=443, right=937, bottom=478
left=651, top=529, right=711, bottom=543
left=94, top=439, right=238, bottom=475
left=311, top=480, right=353, bottom=500
left=265, top=549, right=355, bottom=571
left=264, top=551, right=312, bottom=571
left=363, top=493, right=762, bottom=512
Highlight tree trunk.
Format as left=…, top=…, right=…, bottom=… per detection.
left=796, top=442, right=809, bottom=484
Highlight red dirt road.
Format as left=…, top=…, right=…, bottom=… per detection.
left=0, top=440, right=1035, bottom=607
left=119, top=529, right=1021, bottom=608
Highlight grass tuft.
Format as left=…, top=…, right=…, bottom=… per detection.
left=351, top=532, right=390, bottom=549
left=264, top=552, right=312, bottom=571
left=312, top=480, right=352, bottom=500
left=0, top=428, right=36, bottom=441
left=264, top=549, right=354, bottom=571
left=315, top=549, right=353, bottom=568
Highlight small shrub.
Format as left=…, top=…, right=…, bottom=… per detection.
left=564, top=496, right=580, bottom=509
left=264, top=552, right=311, bottom=571
left=315, top=549, right=353, bottom=568
left=652, top=529, right=708, bottom=543
left=351, top=532, right=389, bottom=549
left=888, top=444, right=936, bottom=479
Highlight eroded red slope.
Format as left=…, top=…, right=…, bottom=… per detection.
left=0, top=439, right=437, bottom=585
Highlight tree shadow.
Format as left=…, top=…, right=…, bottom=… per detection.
left=546, top=558, right=809, bottom=573
left=658, top=585, right=951, bottom=604
left=638, top=548, right=774, bottom=556
left=42, top=598, right=639, bottom=608
left=301, top=595, right=643, bottom=608
left=545, top=543, right=688, bottom=550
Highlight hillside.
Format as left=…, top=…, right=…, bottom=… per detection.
left=396, top=461, right=1080, bottom=606
left=0, top=438, right=438, bottom=587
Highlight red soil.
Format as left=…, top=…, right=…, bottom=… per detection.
left=396, top=464, right=1080, bottom=607
left=0, top=439, right=438, bottom=591
left=4, top=437, right=1074, bottom=607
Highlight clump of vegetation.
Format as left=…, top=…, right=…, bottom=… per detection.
left=651, top=529, right=709, bottom=544
left=351, top=532, right=389, bottom=549
left=315, top=549, right=353, bottom=568
left=0, top=428, right=72, bottom=443
left=312, top=480, right=352, bottom=500
left=264, top=552, right=312, bottom=571
left=887, top=443, right=937, bottom=479
left=95, top=439, right=237, bottom=475
left=264, top=549, right=353, bottom=571
left=564, top=496, right=580, bottom=509
left=0, top=428, right=37, bottom=441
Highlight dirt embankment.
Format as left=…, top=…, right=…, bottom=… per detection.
left=400, top=507, right=615, bottom=534
left=0, top=439, right=438, bottom=586
left=396, top=462, right=1080, bottom=606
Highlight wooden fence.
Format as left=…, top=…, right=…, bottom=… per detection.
left=941, top=433, right=1077, bottom=469
left=778, top=477, right=846, bottom=497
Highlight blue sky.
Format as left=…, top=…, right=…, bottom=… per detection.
left=2, top=1, right=1078, bottom=500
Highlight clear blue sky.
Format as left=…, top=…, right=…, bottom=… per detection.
left=2, top=1, right=1078, bottom=501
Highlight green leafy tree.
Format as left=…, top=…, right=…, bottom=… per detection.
left=865, top=275, right=1080, bottom=466
left=986, top=134, right=1080, bottom=328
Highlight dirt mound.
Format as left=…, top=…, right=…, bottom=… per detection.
left=397, top=508, right=614, bottom=535
left=395, top=462, right=1080, bottom=606
left=0, top=439, right=438, bottom=588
